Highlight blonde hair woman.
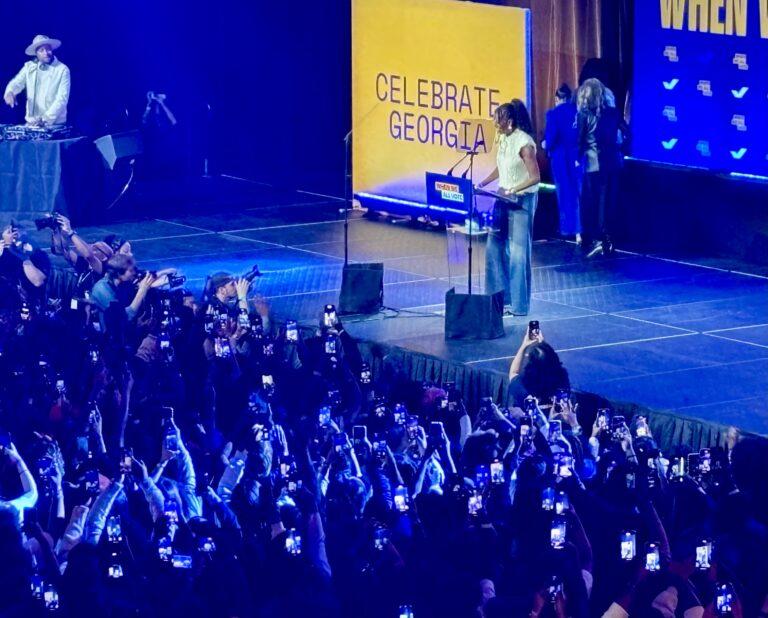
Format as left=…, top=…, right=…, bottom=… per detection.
left=576, top=79, right=622, bottom=258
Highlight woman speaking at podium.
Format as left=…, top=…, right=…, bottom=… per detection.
left=476, top=100, right=540, bottom=316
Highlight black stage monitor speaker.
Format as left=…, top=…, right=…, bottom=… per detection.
left=339, top=263, right=384, bottom=314
left=445, top=287, right=505, bottom=340
left=94, top=131, right=143, bottom=170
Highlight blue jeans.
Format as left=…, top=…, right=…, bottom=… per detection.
left=485, top=192, right=538, bottom=315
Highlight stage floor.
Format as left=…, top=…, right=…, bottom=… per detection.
left=55, top=180, right=768, bottom=436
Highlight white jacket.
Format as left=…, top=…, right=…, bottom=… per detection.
left=4, top=57, right=70, bottom=125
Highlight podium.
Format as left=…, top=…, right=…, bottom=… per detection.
left=426, top=171, right=505, bottom=340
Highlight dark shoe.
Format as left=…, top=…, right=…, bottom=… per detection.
left=585, top=241, right=604, bottom=258
left=604, top=239, right=615, bottom=256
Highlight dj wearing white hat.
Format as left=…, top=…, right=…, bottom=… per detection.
left=3, top=34, right=70, bottom=127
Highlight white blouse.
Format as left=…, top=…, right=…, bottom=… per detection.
left=496, top=129, right=538, bottom=194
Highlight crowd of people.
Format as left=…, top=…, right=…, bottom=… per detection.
left=0, top=214, right=766, bottom=618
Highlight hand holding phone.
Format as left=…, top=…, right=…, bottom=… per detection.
left=394, top=485, right=409, bottom=512
left=406, top=416, right=420, bottom=441
left=285, top=528, right=302, bottom=555
left=620, top=531, right=636, bottom=561
left=555, top=454, right=573, bottom=479
left=490, top=459, right=504, bottom=484
left=43, top=584, right=59, bottom=610
left=285, top=320, right=298, bottom=342
left=120, top=448, right=133, bottom=474
left=333, top=432, right=350, bottom=454
left=528, top=320, right=541, bottom=341
left=324, top=335, right=337, bottom=355
left=318, top=406, right=332, bottom=426
left=554, top=490, right=569, bottom=515
left=644, top=542, right=661, bottom=572
left=351, top=425, right=367, bottom=443
left=715, top=583, right=735, bottom=615
left=429, top=421, right=446, bottom=449
left=171, top=554, right=193, bottom=569
left=549, top=420, right=563, bottom=443
left=595, top=408, right=611, bottom=433
left=323, top=304, right=338, bottom=329
left=158, top=536, right=172, bottom=561
left=550, top=517, right=567, bottom=549
left=374, top=527, right=390, bottom=550
left=541, top=487, right=555, bottom=511
left=474, top=465, right=490, bottom=490
left=695, top=539, right=713, bottom=570
left=393, top=404, right=408, bottom=426
left=547, top=576, right=564, bottom=605
left=360, top=362, right=372, bottom=385
left=670, top=456, right=686, bottom=481
left=467, top=491, right=484, bottom=517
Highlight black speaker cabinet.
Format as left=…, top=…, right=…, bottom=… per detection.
left=445, top=287, right=505, bottom=340
left=94, top=131, right=143, bottom=170
left=339, top=263, right=384, bottom=314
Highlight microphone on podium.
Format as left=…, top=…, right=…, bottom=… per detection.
left=447, top=149, right=479, bottom=177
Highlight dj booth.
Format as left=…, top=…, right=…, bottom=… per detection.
left=0, top=125, right=104, bottom=221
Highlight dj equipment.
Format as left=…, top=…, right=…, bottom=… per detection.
left=0, top=124, right=73, bottom=141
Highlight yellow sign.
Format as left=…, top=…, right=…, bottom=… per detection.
left=352, top=0, right=531, bottom=208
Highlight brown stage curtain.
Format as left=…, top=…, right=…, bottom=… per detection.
left=483, top=0, right=602, bottom=140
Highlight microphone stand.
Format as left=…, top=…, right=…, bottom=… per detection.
left=203, top=102, right=213, bottom=178
left=343, top=129, right=352, bottom=266
left=30, top=61, right=40, bottom=122
left=445, top=150, right=472, bottom=177
left=464, top=151, right=477, bottom=295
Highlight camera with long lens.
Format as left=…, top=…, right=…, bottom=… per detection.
left=34, top=211, right=62, bottom=231
left=241, top=264, right=262, bottom=282
left=135, top=270, right=187, bottom=289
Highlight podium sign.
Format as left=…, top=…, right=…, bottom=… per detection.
left=425, top=172, right=472, bottom=222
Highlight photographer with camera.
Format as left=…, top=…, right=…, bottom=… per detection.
left=0, top=221, right=49, bottom=303
left=45, top=213, right=114, bottom=301
left=90, top=254, right=156, bottom=326
left=203, top=270, right=267, bottom=322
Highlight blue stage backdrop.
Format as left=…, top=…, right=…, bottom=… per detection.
left=632, top=0, right=768, bottom=178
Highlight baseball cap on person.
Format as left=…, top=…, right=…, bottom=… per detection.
left=91, top=242, right=114, bottom=263
left=207, top=272, right=234, bottom=294
left=103, top=235, right=128, bottom=253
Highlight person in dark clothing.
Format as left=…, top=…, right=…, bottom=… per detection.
left=576, top=78, right=622, bottom=258
left=544, top=84, right=581, bottom=242
left=0, top=222, right=49, bottom=308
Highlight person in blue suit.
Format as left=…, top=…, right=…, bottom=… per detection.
left=543, top=84, right=581, bottom=243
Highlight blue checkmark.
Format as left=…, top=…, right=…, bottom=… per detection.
left=663, top=79, right=679, bottom=90
left=731, top=87, right=748, bottom=98
left=661, top=138, right=678, bottom=150
left=730, top=148, right=747, bottom=159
